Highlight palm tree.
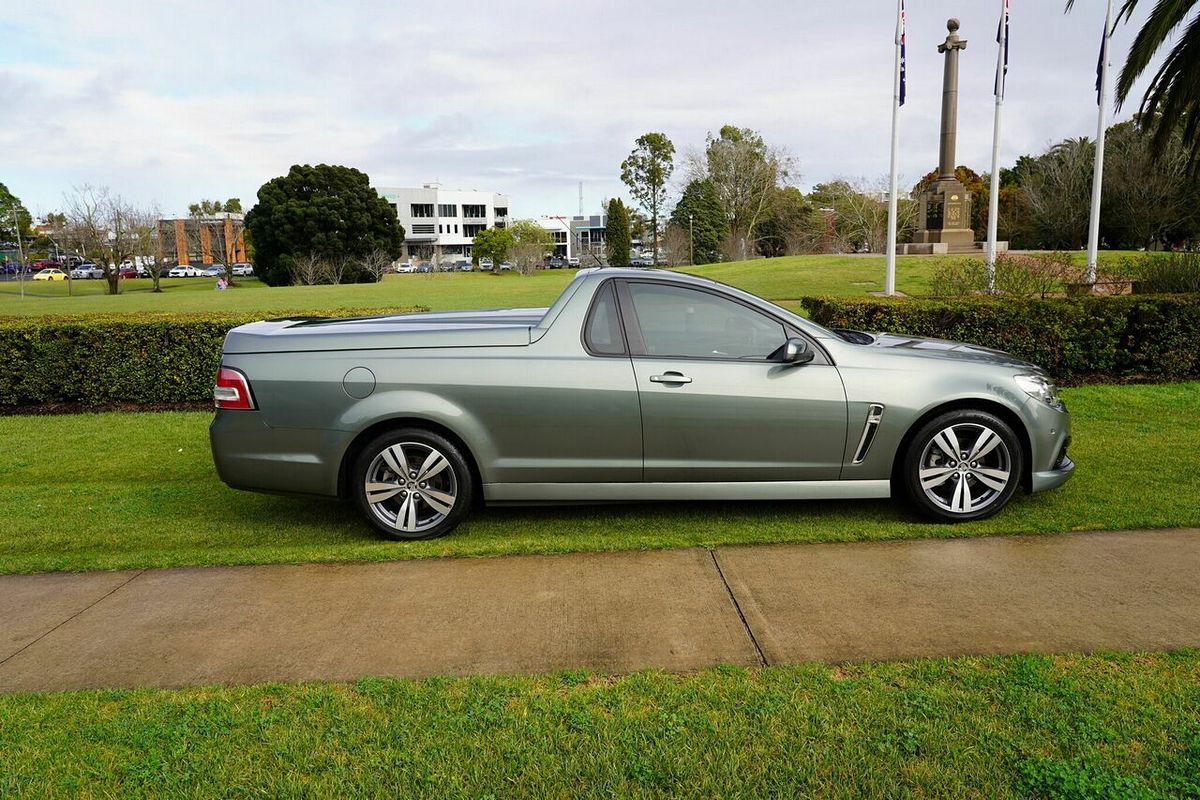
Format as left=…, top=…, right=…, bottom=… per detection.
left=1067, top=0, right=1200, bottom=167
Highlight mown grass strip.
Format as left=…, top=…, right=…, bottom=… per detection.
left=1, top=651, right=1197, bottom=798
left=1, top=382, right=1196, bottom=575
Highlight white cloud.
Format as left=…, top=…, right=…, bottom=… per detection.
left=1, top=0, right=1162, bottom=218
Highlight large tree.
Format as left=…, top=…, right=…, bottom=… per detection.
left=1101, top=119, right=1200, bottom=249
left=0, top=182, right=33, bottom=244
left=62, top=184, right=149, bottom=295
left=669, top=179, right=728, bottom=264
left=754, top=186, right=812, bottom=258
left=245, top=164, right=404, bottom=286
left=620, top=132, right=675, bottom=265
left=471, top=226, right=515, bottom=270
left=689, top=125, right=794, bottom=259
left=1067, top=0, right=1200, bottom=169
left=1019, top=138, right=1096, bottom=250
left=508, top=220, right=555, bottom=275
left=605, top=199, right=632, bottom=267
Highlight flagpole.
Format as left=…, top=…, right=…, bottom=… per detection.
left=885, top=0, right=903, bottom=296
left=1085, top=0, right=1113, bottom=286
left=985, top=0, right=1007, bottom=292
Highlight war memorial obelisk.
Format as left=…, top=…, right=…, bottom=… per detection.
left=909, top=19, right=977, bottom=253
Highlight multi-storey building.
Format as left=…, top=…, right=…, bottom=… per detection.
left=375, top=185, right=510, bottom=263
left=156, top=213, right=247, bottom=266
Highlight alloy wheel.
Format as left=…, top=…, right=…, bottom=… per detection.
left=918, top=422, right=1013, bottom=515
left=363, top=441, right=459, bottom=534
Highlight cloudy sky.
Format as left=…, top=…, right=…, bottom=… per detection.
left=1, top=0, right=1160, bottom=219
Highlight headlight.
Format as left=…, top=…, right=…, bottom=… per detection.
left=1015, top=374, right=1064, bottom=410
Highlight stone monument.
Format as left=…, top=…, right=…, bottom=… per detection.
left=910, top=19, right=976, bottom=252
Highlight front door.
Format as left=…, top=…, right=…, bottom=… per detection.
left=619, top=280, right=847, bottom=482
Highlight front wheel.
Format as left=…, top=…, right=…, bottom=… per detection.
left=352, top=428, right=474, bottom=540
left=901, top=410, right=1023, bottom=523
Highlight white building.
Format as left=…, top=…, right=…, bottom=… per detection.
left=535, top=216, right=572, bottom=259
left=375, top=184, right=510, bottom=263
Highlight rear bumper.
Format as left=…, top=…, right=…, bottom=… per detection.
left=209, top=411, right=350, bottom=497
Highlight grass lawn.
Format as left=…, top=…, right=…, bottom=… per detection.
left=2, top=651, right=1198, bottom=798
left=1, top=382, right=1196, bottom=575
left=0, top=251, right=1142, bottom=318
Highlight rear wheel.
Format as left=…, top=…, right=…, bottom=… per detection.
left=352, top=428, right=474, bottom=540
left=901, top=410, right=1022, bottom=523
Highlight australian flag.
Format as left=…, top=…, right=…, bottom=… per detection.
left=995, top=0, right=1009, bottom=99
left=898, top=0, right=907, bottom=106
left=1095, top=18, right=1109, bottom=105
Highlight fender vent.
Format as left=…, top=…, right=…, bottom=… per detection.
left=852, top=404, right=885, bottom=464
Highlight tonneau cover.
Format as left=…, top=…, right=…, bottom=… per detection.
left=222, top=308, right=547, bottom=354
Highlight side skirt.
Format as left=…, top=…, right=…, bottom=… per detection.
left=483, top=480, right=892, bottom=505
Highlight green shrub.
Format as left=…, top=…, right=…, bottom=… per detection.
left=0, top=307, right=425, bottom=407
left=1127, top=251, right=1200, bottom=294
left=927, top=257, right=987, bottom=297
left=927, top=253, right=1080, bottom=299
left=801, top=294, right=1200, bottom=381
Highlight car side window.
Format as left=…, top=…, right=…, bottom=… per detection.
left=584, top=282, right=627, bottom=355
left=627, top=282, right=787, bottom=360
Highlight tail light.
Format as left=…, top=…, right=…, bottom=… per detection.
left=214, top=367, right=256, bottom=410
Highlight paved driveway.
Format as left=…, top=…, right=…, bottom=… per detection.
left=2, top=528, right=1198, bottom=693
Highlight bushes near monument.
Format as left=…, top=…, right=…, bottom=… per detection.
left=801, top=293, right=1200, bottom=382
left=0, top=308, right=425, bottom=407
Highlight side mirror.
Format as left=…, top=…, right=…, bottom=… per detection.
left=781, top=337, right=815, bottom=365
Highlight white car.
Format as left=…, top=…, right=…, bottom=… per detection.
left=168, top=265, right=205, bottom=278
left=71, top=264, right=104, bottom=279
left=231, top=263, right=255, bottom=277
left=394, top=263, right=416, bottom=274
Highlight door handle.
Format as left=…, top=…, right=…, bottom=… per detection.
left=649, top=372, right=692, bottom=384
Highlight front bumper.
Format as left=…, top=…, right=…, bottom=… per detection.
left=1032, top=454, right=1075, bottom=492
left=1023, top=395, right=1074, bottom=494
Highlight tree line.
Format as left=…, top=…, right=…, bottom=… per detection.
left=609, top=115, right=1200, bottom=266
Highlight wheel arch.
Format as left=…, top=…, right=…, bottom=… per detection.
left=890, top=398, right=1033, bottom=494
left=337, top=416, right=485, bottom=507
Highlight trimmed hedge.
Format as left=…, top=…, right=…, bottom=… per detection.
left=0, top=307, right=426, bottom=407
left=801, top=294, right=1200, bottom=382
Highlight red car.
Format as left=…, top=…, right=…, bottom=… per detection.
left=117, top=266, right=138, bottom=279
left=32, top=259, right=61, bottom=270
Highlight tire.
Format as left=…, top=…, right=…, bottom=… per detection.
left=900, top=409, right=1023, bottom=523
left=352, top=428, right=474, bottom=540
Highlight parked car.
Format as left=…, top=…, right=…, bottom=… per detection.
left=168, top=265, right=205, bottom=278
left=395, top=263, right=416, bottom=274
left=567, top=256, right=580, bottom=268
left=547, top=257, right=566, bottom=269
left=455, top=261, right=472, bottom=272
left=479, top=258, right=493, bottom=270
left=211, top=268, right=1075, bottom=541
left=117, top=266, right=138, bottom=279
left=32, top=259, right=61, bottom=270
left=232, top=263, right=255, bottom=277
left=201, top=267, right=225, bottom=278
left=498, top=261, right=513, bottom=271
left=414, top=263, right=433, bottom=273
left=33, top=268, right=67, bottom=281
left=71, top=264, right=104, bottom=279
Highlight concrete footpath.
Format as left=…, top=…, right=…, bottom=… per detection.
left=2, top=528, right=1198, bottom=693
